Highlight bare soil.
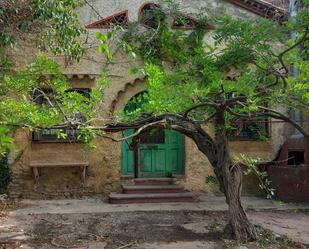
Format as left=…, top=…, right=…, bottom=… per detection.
left=1, top=208, right=308, bottom=249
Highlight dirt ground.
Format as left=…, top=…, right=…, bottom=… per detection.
left=1, top=207, right=308, bottom=249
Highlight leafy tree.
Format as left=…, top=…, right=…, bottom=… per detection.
left=96, top=3, right=309, bottom=241
left=0, top=0, right=308, bottom=243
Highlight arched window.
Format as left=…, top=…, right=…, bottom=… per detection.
left=124, top=91, right=148, bottom=114
left=172, top=14, right=215, bottom=30
left=172, top=15, right=198, bottom=30
left=139, top=3, right=165, bottom=29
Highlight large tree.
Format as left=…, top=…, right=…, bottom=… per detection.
left=99, top=4, right=309, bottom=241
left=0, top=0, right=308, bottom=242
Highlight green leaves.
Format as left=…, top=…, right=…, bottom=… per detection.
left=0, top=126, right=14, bottom=156
left=0, top=0, right=85, bottom=61
left=77, top=128, right=96, bottom=150
left=0, top=55, right=103, bottom=154
left=96, top=32, right=113, bottom=61
left=99, top=9, right=308, bottom=127
left=32, top=0, right=85, bottom=60
left=234, top=154, right=275, bottom=199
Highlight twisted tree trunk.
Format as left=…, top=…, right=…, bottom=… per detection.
left=184, top=121, right=257, bottom=241
left=216, top=130, right=257, bottom=241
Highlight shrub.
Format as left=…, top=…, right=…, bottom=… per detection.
left=0, top=154, right=11, bottom=193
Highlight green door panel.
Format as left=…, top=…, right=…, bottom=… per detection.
left=166, top=130, right=184, bottom=174
left=140, top=148, right=153, bottom=173
left=138, top=129, right=184, bottom=177
left=122, top=129, right=184, bottom=177
left=121, top=129, right=135, bottom=176
left=153, top=148, right=166, bottom=173
left=168, top=148, right=178, bottom=172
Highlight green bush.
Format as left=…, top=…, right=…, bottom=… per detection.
left=0, top=154, right=11, bottom=193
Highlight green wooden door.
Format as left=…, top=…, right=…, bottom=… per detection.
left=121, top=129, right=135, bottom=176
left=121, top=129, right=184, bottom=177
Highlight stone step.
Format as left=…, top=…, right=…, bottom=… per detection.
left=109, top=192, right=197, bottom=204
left=122, top=185, right=185, bottom=194
left=133, top=178, right=175, bottom=186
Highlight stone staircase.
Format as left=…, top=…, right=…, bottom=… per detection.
left=109, top=178, right=198, bottom=204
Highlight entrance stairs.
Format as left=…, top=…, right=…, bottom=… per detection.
left=109, top=178, right=198, bottom=204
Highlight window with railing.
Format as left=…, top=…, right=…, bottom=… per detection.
left=172, top=15, right=198, bottom=30
left=230, top=117, right=270, bottom=140
left=32, top=88, right=91, bottom=142
left=85, top=10, right=129, bottom=29
left=139, top=3, right=165, bottom=29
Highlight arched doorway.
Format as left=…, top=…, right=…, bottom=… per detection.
left=121, top=92, right=185, bottom=177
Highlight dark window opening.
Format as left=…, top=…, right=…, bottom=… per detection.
left=32, top=88, right=55, bottom=106
left=66, top=88, right=91, bottom=98
left=124, top=91, right=148, bottom=114
left=230, top=118, right=269, bottom=140
left=172, top=15, right=198, bottom=29
left=139, top=129, right=165, bottom=144
left=32, top=128, right=80, bottom=141
left=139, top=3, right=165, bottom=29
left=32, top=88, right=91, bottom=142
left=288, top=151, right=305, bottom=166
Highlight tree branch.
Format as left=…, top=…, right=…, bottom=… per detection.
left=258, top=106, right=309, bottom=137
left=183, top=102, right=218, bottom=118
left=83, top=0, right=103, bottom=20
left=96, top=120, right=166, bottom=142
left=276, top=30, right=309, bottom=74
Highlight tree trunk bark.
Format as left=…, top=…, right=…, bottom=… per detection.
left=216, top=129, right=257, bottom=242
left=225, top=163, right=257, bottom=241
left=153, top=117, right=258, bottom=241
left=189, top=124, right=257, bottom=242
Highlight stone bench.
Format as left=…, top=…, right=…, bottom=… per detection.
left=29, top=162, right=89, bottom=185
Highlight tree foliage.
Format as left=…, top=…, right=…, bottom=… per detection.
left=121, top=13, right=309, bottom=126
left=0, top=54, right=108, bottom=154
left=0, top=0, right=87, bottom=154
left=0, top=0, right=85, bottom=64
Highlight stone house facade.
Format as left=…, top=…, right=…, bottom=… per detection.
left=7, top=0, right=299, bottom=199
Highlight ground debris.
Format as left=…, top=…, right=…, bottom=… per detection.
left=1, top=210, right=308, bottom=249
left=0, top=199, right=29, bottom=221
left=0, top=241, right=20, bottom=249
left=115, top=241, right=137, bottom=249
left=50, top=233, right=107, bottom=248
